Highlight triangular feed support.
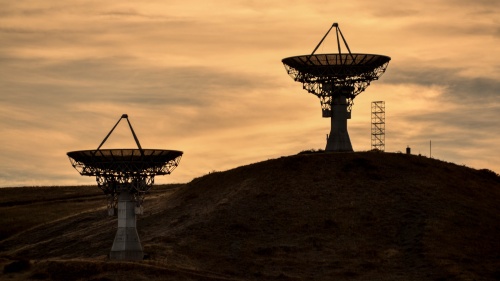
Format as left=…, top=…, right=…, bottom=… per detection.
left=307, top=22, right=355, bottom=64
left=96, top=114, right=143, bottom=154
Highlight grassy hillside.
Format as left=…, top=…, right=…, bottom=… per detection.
left=1, top=152, right=499, bottom=280
left=0, top=185, right=102, bottom=241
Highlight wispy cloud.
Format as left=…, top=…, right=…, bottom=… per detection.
left=1, top=0, right=499, bottom=187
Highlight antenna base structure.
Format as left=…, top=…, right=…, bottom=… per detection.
left=67, top=114, right=183, bottom=261
left=282, top=22, right=390, bottom=152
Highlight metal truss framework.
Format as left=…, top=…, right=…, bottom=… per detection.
left=371, top=101, right=386, bottom=151
left=284, top=55, right=389, bottom=117
left=69, top=149, right=182, bottom=213
left=282, top=22, right=390, bottom=118
left=67, top=114, right=183, bottom=214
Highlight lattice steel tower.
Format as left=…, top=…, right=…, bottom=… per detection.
left=371, top=101, right=385, bottom=151
left=282, top=22, right=390, bottom=151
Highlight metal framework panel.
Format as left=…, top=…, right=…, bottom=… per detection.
left=371, top=101, right=385, bottom=151
left=283, top=54, right=390, bottom=118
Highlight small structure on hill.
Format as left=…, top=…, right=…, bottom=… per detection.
left=282, top=22, right=390, bottom=151
left=67, top=114, right=183, bottom=261
left=371, top=101, right=386, bottom=151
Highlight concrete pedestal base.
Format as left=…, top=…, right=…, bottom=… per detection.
left=325, top=95, right=353, bottom=152
left=326, top=131, right=353, bottom=152
left=109, top=191, right=143, bottom=261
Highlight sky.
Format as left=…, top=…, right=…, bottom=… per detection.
left=1, top=0, right=499, bottom=187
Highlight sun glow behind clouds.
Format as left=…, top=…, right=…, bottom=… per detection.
left=0, top=0, right=499, bottom=187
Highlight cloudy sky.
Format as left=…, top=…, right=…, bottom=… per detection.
left=1, top=0, right=499, bottom=187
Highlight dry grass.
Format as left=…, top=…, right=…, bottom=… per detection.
left=1, top=152, right=499, bottom=280
left=0, top=186, right=103, bottom=241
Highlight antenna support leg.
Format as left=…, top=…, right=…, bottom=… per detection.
left=109, top=190, right=144, bottom=260
left=325, top=95, right=353, bottom=152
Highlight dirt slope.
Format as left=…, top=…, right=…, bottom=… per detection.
left=1, top=152, right=499, bottom=280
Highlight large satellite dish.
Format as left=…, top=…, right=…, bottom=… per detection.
left=282, top=22, right=390, bottom=151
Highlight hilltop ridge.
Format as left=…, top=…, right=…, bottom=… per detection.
left=1, top=152, right=499, bottom=280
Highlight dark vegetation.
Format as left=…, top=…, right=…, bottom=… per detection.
left=1, top=152, right=499, bottom=280
left=0, top=185, right=102, bottom=241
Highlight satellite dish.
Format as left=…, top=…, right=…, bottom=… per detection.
left=282, top=22, right=390, bottom=151
left=67, top=114, right=183, bottom=261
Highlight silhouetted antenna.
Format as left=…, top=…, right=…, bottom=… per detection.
left=67, top=114, right=183, bottom=261
left=371, top=101, right=385, bottom=151
left=282, top=22, right=390, bottom=151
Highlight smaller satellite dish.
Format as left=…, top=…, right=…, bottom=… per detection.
left=67, top=114, right=183, bottom=261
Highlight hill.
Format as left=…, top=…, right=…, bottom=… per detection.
left=1, top=152, right=499, bottom=280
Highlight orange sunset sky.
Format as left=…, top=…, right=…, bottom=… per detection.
left=1, top=0, right=499, bottom=187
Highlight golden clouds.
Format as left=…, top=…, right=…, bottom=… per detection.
left=0, top=0, right=499, bottom=187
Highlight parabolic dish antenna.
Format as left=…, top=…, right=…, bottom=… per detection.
left=282, top=22, right=390, bottom=151
left=67, top=114, right=183, bottom=261
left=67, top=149, right=182, bottom=177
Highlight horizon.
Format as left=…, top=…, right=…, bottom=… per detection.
left=1, top=0, right=499, bottom=187
left=0, top=150, right=497, bottom=189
